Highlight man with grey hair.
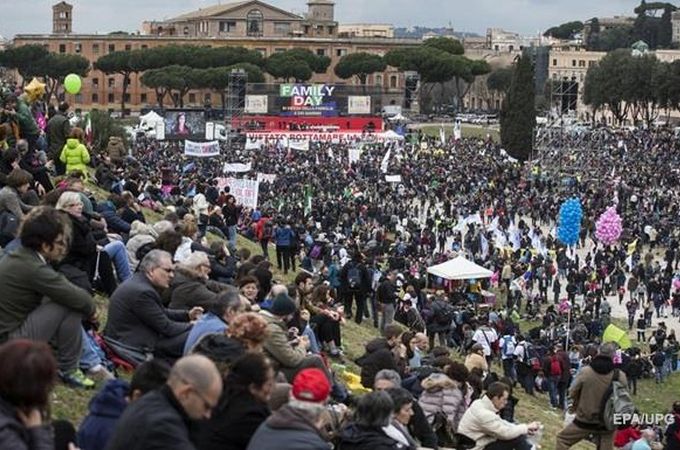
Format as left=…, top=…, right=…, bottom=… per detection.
left=107, top=354, right=223, bottom=449
left=555, top=343, right=628, bottom=450
left=105, top=250, right=203, bottom=360
left=167, top=251, right=230, bottom=310
left=373, top=369, right=437, bottom=448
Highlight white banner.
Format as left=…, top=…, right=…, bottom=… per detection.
left=348, top=148, right=362, bottom=164
left=289, top=139, right=310, bottom=151
left=215, top=178, right=259, bottom=209
left=256, top=173, right=276, bottom=184
left=246, top=131, right=389, bottom=143
left=205, top=122, right=215, bottom=140
left=245, top=95, right=268, bottom=114
left=385, top=174, right=402, bottom=183
left=245, top=138, right=263, bottom=150
left=155, top=121, right=165, bottom=140
left=223, top=162, right=252, bottom=173
left=184, top=140, right=220, bottom=157
left=348, top=96, right=371, bottom=114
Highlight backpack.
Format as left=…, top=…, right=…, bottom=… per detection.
left=502, top=336, right=516, bottom=358
left=550, top=355, right=562, bottom=376
left=652, top=352, right=665, bottom=367
left=0, top=210, right=19, bottom=246
left=526, top=344, right=542, bottom=371
left=347, top=265, right=362, bottom=290
left=262, top=221, right=273, bottom=240
left=600, top=369, right=636, bottom=431
left=309, top=244, right=323, bottom=260
left=436, top=301, right=456, bottom=325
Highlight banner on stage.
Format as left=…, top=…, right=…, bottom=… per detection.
left=256, top=173, right=277, bottom=184
left=348, top=96, right=371, bottom=114
left=184, top=140, right=220, bottom=157
left=214, top=178, right=259, bottom=208
left=223, top=162, right=252, bottom=173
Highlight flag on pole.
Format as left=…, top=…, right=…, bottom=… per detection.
left=277, top=198, right=285, bottom=212
left=453, top=120, right=462, bottom=140
left=439, top=126, right=446, bottom=145
left=84, top=113, right=93, bottom=146
left=380, top=148, right=391, bottom=173
left=304, top=184, right=313, bottom=216
left=627, top=239, right=638, bottom=255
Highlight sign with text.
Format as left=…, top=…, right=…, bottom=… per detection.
left=223, top=162, right=252, bottom=173
left=245, top=95, right=269, bottom=114
left=348, top=96, right=371, bottom=114
left=215, top=178, right=259, bottom=209
left=279, top=84, right=337, bottom=117
left=184, top=140, right=220, bottom=157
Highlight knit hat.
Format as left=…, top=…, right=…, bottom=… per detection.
left=471, top=343, right=484, bottom=353
left=290, top=368, right=330, bottom=408
left=270, top=293, right=297, bottom=316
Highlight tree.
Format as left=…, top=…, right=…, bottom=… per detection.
left=583, top=64, right=607, bottom=122
left=596, top=25, right=634, bottom=51
left=500, top=56, right=535, bottom=161
left=265, top=49, right=330, bottom=82
left=0, top=45, right=50, bottom=84
left=486, top=67, right=514, bottom=94
left=584, top=49, right=634, bottom=124
left=423, top=36, right=464, bottom=55
left=657, top=6, right=673, bottom=48
left=543, top=21, right=584, bottom=40
left=334, top=52, right=386, bottom=88
left=43, top=53, right=90, bottom=103
left=95, top=50, right=145, bottom=115
left=449, top=57, right=490, bottom=111
left=88, top=109, right=128, bottom=153
left=624, top=53, right=661, bottom=125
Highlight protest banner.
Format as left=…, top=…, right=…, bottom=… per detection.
left=223, top=162, right=252, bottom=173
left=385, top=175, right=402, bottom=183
left=348, top=148, right=362, bottom=164
left=184, top=140, right=220, bottom=157
left=214, top=178, right=259, bottom=209
left=256, top=173, right=277, bottom=184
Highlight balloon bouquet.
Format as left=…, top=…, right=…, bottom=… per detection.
left=557, top=198, right=583, bottom=247
left=595, top=206, right=623, bottom=247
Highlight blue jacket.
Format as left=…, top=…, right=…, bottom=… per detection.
left=77, top=379, right=129, bottom=450
left=96, top=201, right=131, bottom=234
left=183, top=312, right=227, bottom=355
left=274, top=226, right=294, bottom=247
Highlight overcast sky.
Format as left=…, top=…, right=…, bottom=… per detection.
left=0, top=0, right=642, bottom=39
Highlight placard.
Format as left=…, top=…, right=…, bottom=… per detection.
left=223, top=162, right=253, bottom=173
left=184, top=140, right=220, bottom=157
left=348, top=96, right=371, bottom=114
left=215, top=178, right=259, bottom=208
left=245, top=95, right=269, bottom=114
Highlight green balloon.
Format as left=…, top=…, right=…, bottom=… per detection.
left=64, top=73, right=82, bottom=95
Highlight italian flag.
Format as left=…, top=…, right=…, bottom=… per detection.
left=84, top=113, right=93, bottom=146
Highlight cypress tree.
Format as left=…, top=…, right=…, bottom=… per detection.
left=500, top=55, right=536, bottom=161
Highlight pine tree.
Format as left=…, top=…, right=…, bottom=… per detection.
left=500, top=56, right=536, bottom=161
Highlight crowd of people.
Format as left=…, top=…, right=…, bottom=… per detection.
left=0, top=77, right=679, bottom=450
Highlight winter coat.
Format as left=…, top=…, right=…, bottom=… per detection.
left=274, top=226, right=295, bottom=246
left=569, top=355, right=627, bottom=428
left=59, top=138, right=91, bottom=177
left=356, top=338, right=399, bottom=389
left=458, top=395, right=529, bottom=450
left=166, top=267, right=228, bottom=310
left=46, top=111, right=70, bottom=159
left=246, top=404, right=330, bottom=450
left=77, top=379, right=129, bottom=450
left=0, top=397, right=52, bottom=450
left=464, top=352, right=489, bottom=373
left=418, top=373, right=467, bottom=433
left=104, top=272, right=191, bottom=352
left=0, top=185, right=32, bottom=221
left=337, top=423, right=414, bottom=450
left=260, top=310, right=306, bottom=370
left=198, top=389, right=270, bottom=450
left=106, top=385, right=195, bottom=450
left=106, top=136, right=126, bottom=164
left=96, top=201, right=131, bottom=235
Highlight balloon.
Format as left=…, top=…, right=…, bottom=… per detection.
left=557, top=198, right=582, bottom=246
left=595, top=206, right=623, bottom=246
left=24, top=78, right=46, bottom=102
left=64, top=73, right=82, bottom=95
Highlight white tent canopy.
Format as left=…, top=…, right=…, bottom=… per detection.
left=379, top=130, right=405, bottom=141
left=427, top=256, right=493, bottom=280
left=139, top=111, right=164, bottom=129
left=388, top=113, right=408, bottom=121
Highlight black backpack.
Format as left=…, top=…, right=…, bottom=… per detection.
left=263, top=221, right=273, bottom=240
left=436, top=301, right=456, bottom=325
left=0, top=210, right=19, bottom=246
left=347, top=265, right=362, bottom=290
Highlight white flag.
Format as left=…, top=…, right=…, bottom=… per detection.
left=380, top=148, right=391, bottom=173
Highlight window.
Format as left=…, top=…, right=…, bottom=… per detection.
left=328, top=26, right=335, bottom=35
left=316, top=49, right=326, bottom=57
left=578, top=60, right=586, bottom=67
left=75, top=43, right=81, bottom=53
left=588, top=61, right=595, bottom=67
left=571, top=59, right=576, bottom=67
left=108, top=78, right=115, bottom=88
left=247, top=9, right=263, bottom=36
left=108, top=93, right=114, bottom=103
left=59, top=44, right=66, bottom=53
left=141, top=44, right=148, bottom=49
left=189, top=93, right=196, bottom=103
left=204, top=93, right=211, bottom=103
left=93, top=43, right=100, bottom=54
left=108, top=44, right=115, bottom=53
left=124, top=93, right=131, bottom=102
left=92, top=78, right=99, bottom=87
left=336, top=48, right=347, bottom=57
left=183, top=26, right=190, bottom=35
left=274, top=22, right=291, bottom=35
left=390, top=75, right=397, bottom=88
left=92, top=93, right=99, bottom=103
left=125, top=44, right=132, bottom=51
left=140, top=93, right=147, bottom=103
left=59, top=11, right=68, bottom=19
left=75, top=94, right=83, bottom=103
left=552, top=58, right=557, bottom=66
left=375, top=74, right=383, bottom=86
left=255, top=48, right=267, bottom=57
left=219, top=21, right=237, bottom=33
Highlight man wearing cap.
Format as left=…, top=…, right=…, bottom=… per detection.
left=246, top=368, right=332, bottom=450
left=260, top=293, right=330, bottom=382
left=555, top=343, right=628, bottom=450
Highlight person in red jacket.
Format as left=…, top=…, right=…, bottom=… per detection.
left=614, top=421, right=641, bottom=450
left=255, top=212, right=273, bottom=259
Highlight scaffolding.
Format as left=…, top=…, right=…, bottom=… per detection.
left=225, top=69, right=248, bottom=135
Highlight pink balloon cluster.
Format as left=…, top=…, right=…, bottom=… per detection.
left=595, top=206, right=623, bottom=246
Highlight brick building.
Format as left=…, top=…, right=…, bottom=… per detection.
left=12, top=0, right=419, bottom=112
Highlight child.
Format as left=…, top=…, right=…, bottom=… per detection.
left=534, top=370, right=548, bottom=393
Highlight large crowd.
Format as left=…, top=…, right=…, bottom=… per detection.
left=0, top=78, right=679, bottom=450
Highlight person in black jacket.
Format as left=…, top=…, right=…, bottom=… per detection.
left=377, top=270, right=399, bottom=332
left=197, top=353, right=273, bottom=450
left=356, top=324, right=405, bottom=389
left=107, top=354, right=222, bottom=450
left=339, top=253, right=371, bottom=323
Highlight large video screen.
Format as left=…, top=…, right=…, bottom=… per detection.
left=164, top=110, right=206, bottom=140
